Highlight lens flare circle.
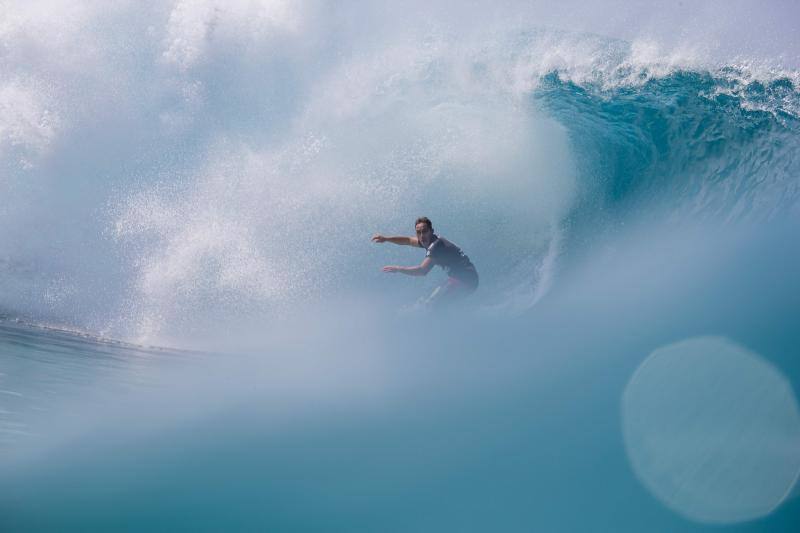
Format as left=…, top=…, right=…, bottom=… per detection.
left=622, top=336, right=800, bottom=524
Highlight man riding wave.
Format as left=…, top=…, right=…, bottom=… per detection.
left=372, top=217, right=478, bottom=307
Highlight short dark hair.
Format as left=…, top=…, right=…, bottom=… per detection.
left=415, top=216, right=433, bottom=231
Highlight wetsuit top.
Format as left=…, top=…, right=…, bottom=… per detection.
left=420, top=235, right=478, bottom=286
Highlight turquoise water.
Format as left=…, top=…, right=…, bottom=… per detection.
left=2, top=218, right=799, bottom=531
left=2, top=2, right=800, bottom=531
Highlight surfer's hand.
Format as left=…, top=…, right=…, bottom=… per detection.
left=382, top=265, right=399, bottom=273
left=372, top=234, right=386, bottom=243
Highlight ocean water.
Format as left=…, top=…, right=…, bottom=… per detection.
left=2, top=1, right=800, bottom=531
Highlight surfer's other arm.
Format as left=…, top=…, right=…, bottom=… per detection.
left=382, top=257, right=433, bottom=276
left=372, top=234, right=419, bottom=247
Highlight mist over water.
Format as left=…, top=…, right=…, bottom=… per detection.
left=1, top=1, right=800, bottom=530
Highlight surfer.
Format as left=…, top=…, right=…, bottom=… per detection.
left=372, top=217, right=478, bottom=307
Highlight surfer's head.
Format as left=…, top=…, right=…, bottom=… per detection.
left=415, top=216, right=435, bottom=247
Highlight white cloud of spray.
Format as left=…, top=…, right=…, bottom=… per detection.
left=161, top=0, right=304, bottom=71
left=107, top=27, right=578, bottom=344
left=0, top=0, right=798, bottom=342
left=0, top=79, right=58, bottom=170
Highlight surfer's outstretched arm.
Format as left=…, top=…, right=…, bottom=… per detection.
left=372, top=234, right=419, bottom=247
left=382, top=257, right=433, bottom=276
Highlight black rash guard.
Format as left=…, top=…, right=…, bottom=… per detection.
left=420, top=235, right=479, bottom=288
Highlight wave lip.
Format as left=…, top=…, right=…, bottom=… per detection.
left=536, top=66, right=800, bottom=223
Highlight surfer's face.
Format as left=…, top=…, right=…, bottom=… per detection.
left=415, top=222, right=433, bottom=247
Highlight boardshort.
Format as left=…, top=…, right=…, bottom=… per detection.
left=422, top=273, right=478, bottom=308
